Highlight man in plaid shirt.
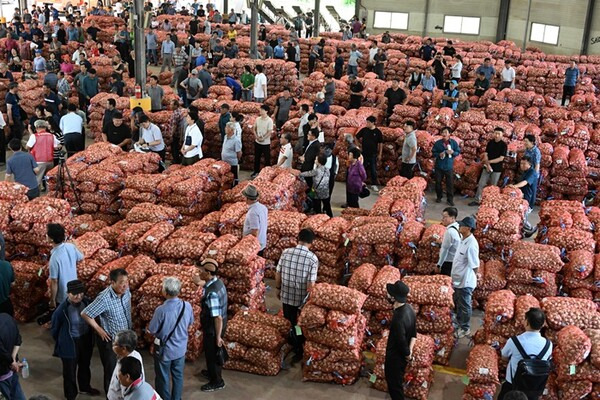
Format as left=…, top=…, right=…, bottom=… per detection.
left=82, top=268, right=131, bottom=395
left=276, top=228, right=319, bottom=361
left=172, top=46, right=189, bottom=88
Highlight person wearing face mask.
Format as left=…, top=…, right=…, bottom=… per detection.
left=51, top=280, right=101, bottom=400
left=193, top=259, right=228, bottom=392
left=384, top=281, right=417, bottom=400
left=82, top=268, right=132, bottom=395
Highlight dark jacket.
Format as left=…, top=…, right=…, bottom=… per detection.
left=301, top=140, right=320, bottom=172
left=51, top=297, right=92, bottom=359
left=432, top=138, right=461, bottom=171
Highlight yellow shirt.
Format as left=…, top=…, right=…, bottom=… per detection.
left=227, top=30, right=237, bottom=40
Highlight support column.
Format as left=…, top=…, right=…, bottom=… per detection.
left=250, top=0, right=258, bottom=58
left=496, top=0, right=511, bottom=42
left=224, top=0, right=228, bottom=15
left=354, top=0, right=360, bottom=19
left=314, top=0, right=320, bottom=37
left=522, top=0, right=532, bottom=52
left=133, top=0, right=146, bottom=91
left=422, top=0, right=430, bottom=38
left=581, top=0, right=595, bottom=55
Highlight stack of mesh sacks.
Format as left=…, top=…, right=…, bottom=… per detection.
left=262, top=211, right=308, bottom=276
left=10, top=260, right=49, bottom=322
left=539, top=297, right=600, bottom=399
left=8, top=197, right=72, bottom=259
left=403, top=275, right=456, bottom=365
left=215, top=59, right=300, bottom=95
left=46, top=142, right=160, bottom=224
left=550, top=146, right=589, bottom=201
left=475, top=186, right=528, bottom=259
left=473, top=259, right=507, bottom=306
left=388, top=104, right=422, bottom=129
left=0, top=182, right=31, bottom=256
left=223, top=311, right=291, bottom=376
left=222, top=167, right=306, bottom=212
left=298, top=283, right=367, bottom=385
left=371, top=332, right=435, bottom=399
left=220, top=235, right=266, bottom=314
left=377, top=177, right=428, bottom=272
left=87, top=93, right=132, bottom=138
left=301, top=72, right=349, bottom=108
left=506, top=242, right=563, bottom=299
left=473, top=290, right=539, bottom=380
left=344, top=216, right=398, bottom=270
left=462, top=345, right=500, bottom=400
left=300, top=215, right=350, bottom=284
left=348, top=264, right=401, bottom=348
left=415, top=224, right=446, bottom=275
left=135, top=263, right=204, bottom=360
left=156, top=224, right=217, bottom=264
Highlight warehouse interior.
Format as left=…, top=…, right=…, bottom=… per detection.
left=0, top=0, right=598, bottom=399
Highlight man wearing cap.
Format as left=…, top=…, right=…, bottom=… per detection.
left=242, top=184, right=268, bottom=254
left=51, top=280, right=100, bottom=400
left=180, top=69, right=203, bottom=106
left=452, top=216, right=480, bottom=338
left=276, top=229, right=319, bottom=361
left=385, top=281, right=417, bottom=400
left=193, top=259, right=227, bottom=392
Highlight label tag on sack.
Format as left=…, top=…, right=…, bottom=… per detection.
left=295, top=326, right=302, bottom=336
left=37, top=267, right=43, bottom=277
left=80, top=223, right=89, bottom=229
left=146, top=235, right=155, bottom=242
left=344, top=238, right=350, bottom=247
left=479, top=368, right=489, bottom=375
left=209, top=250, right=217, bottom=255
left=570, top=365, right=576, bottom=375
left=440, top=286, right=449, bottom=293
left=99, top=274, right=107, bottom=282
left=461, top=376, right=469, bottom=385
left=369, top=374, right=377, bottom=383
left=348, top=336, right=355, bottom=346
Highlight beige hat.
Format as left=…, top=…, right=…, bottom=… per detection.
left=242, top=184, right=259, bottom=200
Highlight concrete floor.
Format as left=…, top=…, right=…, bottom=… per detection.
left=13, top=170, right=540, bottom=400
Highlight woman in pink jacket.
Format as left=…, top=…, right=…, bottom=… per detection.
left=346, top=147, right=367, bottom=208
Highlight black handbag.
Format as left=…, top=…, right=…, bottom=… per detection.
left=216, top=346, right=229, bottom=366
left=154, top=301, right=186, bottom=358
left=359, top=185, right=371, bottom=198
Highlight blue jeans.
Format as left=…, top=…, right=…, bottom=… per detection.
left=154, top=355, right=185, bottom=400
left=347, top=65, right=358, bottom=76
left=453, top=287, right=474, bottom=331
left=0, top=372, right=26, bottom=400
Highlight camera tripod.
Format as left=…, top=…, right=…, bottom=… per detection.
left=54, top=157, right=82, bottom=210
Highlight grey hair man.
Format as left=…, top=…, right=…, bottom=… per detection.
left=108, top=330, right=144, bottom=400
left=148, top=277, right=194, bottom=400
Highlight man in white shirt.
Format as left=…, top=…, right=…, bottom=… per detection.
left=252, top=105, right=273, bottom=177
left=500, top=60, right=516, bottom=90
left=72, top=46, right=86, bottom=65
left=296, top=104, right=310, bottom=152
left=60, top=103, right=84, bottom=157
left=221, top=122, right=242, bottom=184
left=181, top=112, right=203, bottom=165
left=138, top=114, right=166, bottom=160
left=451, top=216, right=479, bottom=339
left=114, top=1, right=123, bottom=16
left=437, top=207, right=461, bottom=276
left=368, top=41, right=378, bottom=72
left=253, top=64, right=267, bottom=103
left=277, top=133, right=293, bottom=168
left=498, top=308, right=552, bottom=400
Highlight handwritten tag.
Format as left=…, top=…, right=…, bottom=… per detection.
left=570, top=365, right=576, bottom=375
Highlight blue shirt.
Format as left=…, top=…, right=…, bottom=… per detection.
left=5, top=92, right=20, bottom=119
left=67, top=27, right=79, bottom=41
left=313, top=100, right=330, bottom=115
left=195, top=55, right=206, bottom=67
left=49, top=243, right=83, bottom=304
left=67, top=301, right=89, bottom=338
left=421, top=75, right=436, bottom=91
left=433, top=138, right=461, bottom=171
left=161, top=40, right=175, bottom=55
left=243, top=201, right=268, bottom=250
left=442, top=88, right=459, bottom=110
left=148, top=298, right=194, bottom=361
left=501, top=331, right=552, bottom=383
left=524, top=145, right=541, bottom=172
left=564, top=67, right=579, bottom=87
left=6, top=151, right=38, bottom=190
left=225, top=76, right=241, bottom=93
left=274, top=45, right=285, bottom=58
left=476, top=65, right=496, bottom=81
left=518, top=167, right=538, bottom=208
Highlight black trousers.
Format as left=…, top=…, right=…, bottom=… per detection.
left=64, top=133, right=85, bottom=157
left=308, top=57, right=316, bottom=74
left=346, top=191, right=359, bottom=208
left=282, top=303, right=303, bottom=355
left=435, top=168, right=454, bottom=202
left=97, top=336, right=117, bottom=395
left=0, top=299, right=13, bottom=316
left=562, top=85, right=575, bottom=106
left=385, top=356, right=408, bottom=400
left=203, top=331, right=224, bottom=385
left=253, top=142, right=271, bottom=174
left=440, top=261, right=453, bottom=276
left=0, top=127, right=5, bottom=163
left=77, top=93, right=87, bottom=114
left=62, top=334, right=94, bottom=400
left=363, top=155, right=379, bottom=186
left=314, top=198, right=332, bottom=217
left=400, top=163, right=415, bottom=179
left=230, top=165, right=239, bottom=184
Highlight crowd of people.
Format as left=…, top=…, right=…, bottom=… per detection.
left=0, top=1, right=566, bottom=400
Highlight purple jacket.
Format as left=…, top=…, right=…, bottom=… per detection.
left=346, top=161, right=366, bottom=194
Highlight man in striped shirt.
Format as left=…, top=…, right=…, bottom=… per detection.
left=276, top=229, right=319, bottom=361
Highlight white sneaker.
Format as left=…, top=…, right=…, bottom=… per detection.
left=457, top=328, right=471, bottom=338
left=371, top=185, right=379, bottom=193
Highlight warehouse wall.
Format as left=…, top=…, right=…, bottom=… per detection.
left=362, top=0, right=426, bottom=36
left=506, top=0, right=587, bottom=55
left=586, top=0, right=600, bottom=55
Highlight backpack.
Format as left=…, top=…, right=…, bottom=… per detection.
left=510, top=336, right=552, bottom=399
